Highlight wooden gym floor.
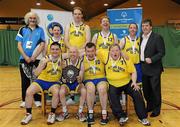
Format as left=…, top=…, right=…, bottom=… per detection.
left=0, top=66, right=180, bottom=127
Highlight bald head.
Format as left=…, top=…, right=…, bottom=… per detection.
left=69, top=46, right=79, bottom=61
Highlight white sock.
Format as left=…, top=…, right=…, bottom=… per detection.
left=62, top=106, right=67, bottom=113
left=78, top=106, right=83, bottom=113
left=89, top=110, right=93, bottom=114
left=102, top=110, right=107, bottom=115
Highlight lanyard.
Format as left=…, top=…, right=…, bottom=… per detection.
left=110, top=56, right=119, bottom=67
left=101, top=31, right=110, bottom=46
left=128, top=35, right=136, bottom=54
left=69, top=58, right=79, bottom=67
left=73, top=22, right=82, bottom=35
left=52, top=36, right=61, bottom=42
left=86, top=56, right=96, bottom=74
left=49, top=55, right=60, bottom=73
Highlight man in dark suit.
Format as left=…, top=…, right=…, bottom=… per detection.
left=140, top=19, right=165, bottom=117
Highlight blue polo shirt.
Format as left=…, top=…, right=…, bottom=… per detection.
left=15, top=25, right=45, bottom=60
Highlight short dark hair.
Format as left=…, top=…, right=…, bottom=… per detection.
left=129, top=23, right=138, bottom=30
left=142, top=19, right=152, bottom=26
left=85, top=42, right=96, bottom=50
left=50, top=42, right=60, bottom=48
left=52, top=24, right=61, bottom=30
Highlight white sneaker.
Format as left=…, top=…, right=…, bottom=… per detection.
left=20, top=101, right=25, bottom=108
left=56, top=112, right=69, bottom=122
left=119, top=117, right=128, bottom=125
left=47, top=112, right=56, bottom=125
left=138, top=118, right=151, bottom=126
left=66, top=98, right=75, bottom=105
left=34, top=101, right=41, bottom=107
left=21, top=113, right=32, bottom=125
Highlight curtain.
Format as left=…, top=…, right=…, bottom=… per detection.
left=153, top=26, right=180, bottom=67
left=0, top=30, right=19, bottom=66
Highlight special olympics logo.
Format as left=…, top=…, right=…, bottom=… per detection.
left=47, top=14, right=54, bottom=21
left=46, top=22, right=63, bottom=37
left=122, top=30, right=126, bottom=34
left=121, top=11, right=127, bottom=18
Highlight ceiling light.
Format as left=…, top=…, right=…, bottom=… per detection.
left=104, top=3, right=108, bottom=6
left=137, top=0, right=142, bottom=6
left=137, top=3, right=141, bottom=6
left=36, top=0, right=41, bottom=6
left=70, top=0, right=75, bottom=5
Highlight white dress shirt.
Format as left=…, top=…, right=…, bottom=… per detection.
left=140, top=31, right=152, bottom=61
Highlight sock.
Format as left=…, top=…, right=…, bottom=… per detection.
left=78, top=106, right=83, bottom=113
left=62, top=106, right=67, bottom=113
left=88, top=110, right=93, bottom=114
left=102, top=110, right=107, bottom=115
left=26, top=108, right=32, bottom=114
left=51, top=108, right=56, bottom=113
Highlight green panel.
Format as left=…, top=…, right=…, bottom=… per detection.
left=0, top=30, right=19, bottom=66
left=153, top=26, right=180, bottom=67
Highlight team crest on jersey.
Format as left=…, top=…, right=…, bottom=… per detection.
left=70, top=31, right=83, bottom=36
left=99, top=43, right=111, bottom=49
left=85, top=67, right=100, bottom=74
left=126, top=48, right=139, bottom=54
left=108, top=66, right=125, bottom=72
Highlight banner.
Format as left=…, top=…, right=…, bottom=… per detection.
left=31, top=9, right=72, bottom=59
left=107, top=7, right=142, bottom=39
left=31, top=9, right=72, bottom=40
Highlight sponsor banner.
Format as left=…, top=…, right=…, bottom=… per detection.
left=107, top=7, right=142, bottom=39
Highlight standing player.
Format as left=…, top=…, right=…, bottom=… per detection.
left=44, top=24, right=66, bottom=55
left=64, top=6, right=91, bottom=55
left=92, top=16, right=118, bottom=52
left=120, top=23, right=142, bottom=83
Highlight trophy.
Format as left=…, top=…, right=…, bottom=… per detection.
left=62, top=65, right=79, bottom=83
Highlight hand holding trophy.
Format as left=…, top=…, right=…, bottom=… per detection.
left=62, top=65, right=80, bottom=83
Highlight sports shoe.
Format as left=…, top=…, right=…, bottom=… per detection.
left=76, top=112, right=86, bottom=122
left=47, top=112, right=56, bottom=125
left=56, top=111, right=69, bottom=122
left=87, top=113, right=95, bottom=124
left=119, top=117, right=128, bottom=125
left=138, top=118, right=151, bottom=126
left=100, top=113, right=109, bottom=125
left=20, top=101, right=25, bottom=108
left=21, top=113, right=32, bottom=125
left=34, top=101, right=41, bottom=107
left=66, top=98, right=76, bottom=105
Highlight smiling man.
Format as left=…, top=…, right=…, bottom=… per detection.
left=92, top=16, right=118, bottom=52
left=21, top=42, right=62, bottom=125
left=140, top=19, right=165, bottom=117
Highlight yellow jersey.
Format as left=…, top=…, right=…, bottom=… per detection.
left=122, top=36, right=140, bottom=64
left=64, top=57, right=82, bottom=70
left=69, top=22, right=86, bottom=49
left=38, top=56, right=62, bottom=82
left=96, top=32, right=115, bottom=51
left=47, top=37, right=66, bottom=55
left=83, top=55, right=105, bottom=80
left=105, top=55, right=136, bottom=87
